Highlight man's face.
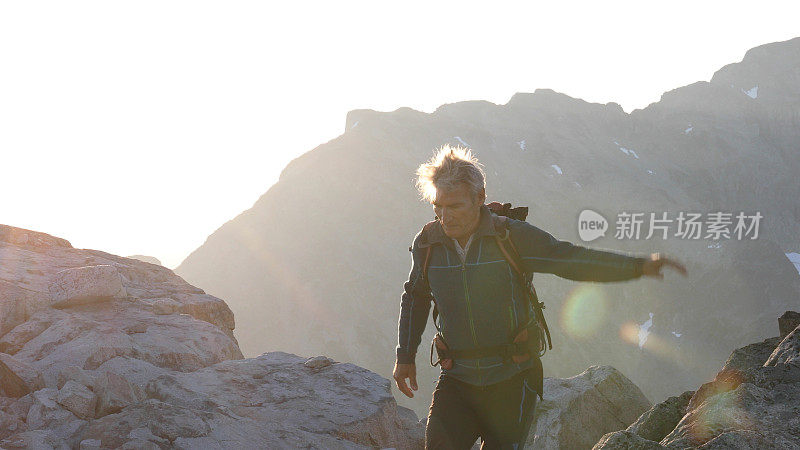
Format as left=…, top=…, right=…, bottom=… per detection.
left=432, top=183, right=485, bottom=240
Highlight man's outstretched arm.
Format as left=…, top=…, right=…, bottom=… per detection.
left=394, top=232, right=434, bottom=398
left=508, top=220, right=686, bottom=282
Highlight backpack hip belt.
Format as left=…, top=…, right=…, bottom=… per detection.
left=430, top=318, right=545, bottom=369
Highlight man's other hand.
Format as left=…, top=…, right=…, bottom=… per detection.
left=393, top=362, right=418, bottom=398
left=643, top=253, right=688, bottom=280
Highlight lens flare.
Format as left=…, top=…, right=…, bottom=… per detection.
left=686, top=372, right=753, bottom=445
left=560, top=285, right=607, bottom=339
left=619, top=322, right=640, bottom=345
left=619, top=319, right=684, bottom=362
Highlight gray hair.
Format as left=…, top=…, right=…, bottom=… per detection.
left=415, top=144, right=486, bottom=203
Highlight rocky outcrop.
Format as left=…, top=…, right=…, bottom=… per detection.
left=528, top=365, right=651, bottom=449
left=80, top=352, right=419, bottom=449
left=0, top=224, right=423, bottom=449
left=594, top=312, right=800, bottom=449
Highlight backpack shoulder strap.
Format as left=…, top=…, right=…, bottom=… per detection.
left=418, top=220, right=439, bottom=281
left=417, top=220, right=441, bottom=330
left=491, top=215, right=553, bottom=351
left=491, top=215, right=526, bottom=279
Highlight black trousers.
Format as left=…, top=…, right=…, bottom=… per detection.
left=424, top=368, right=539, bottom=449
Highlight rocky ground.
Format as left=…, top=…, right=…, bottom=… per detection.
left=4, top=223, right=795, bottom=449
left=594, top=311, right=800, bottom=449
left=0, top=225, right=422, bottom=449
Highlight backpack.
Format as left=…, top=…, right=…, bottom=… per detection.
left=420, top=202, right=553, bottom=370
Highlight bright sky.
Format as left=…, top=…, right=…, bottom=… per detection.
left=2, top=1, right=798, bottom=269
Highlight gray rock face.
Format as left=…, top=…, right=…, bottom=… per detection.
left=766, top=324, right=800, bottom=366
left=719, top=336, right=782, bottom=373
left=625, top=390, right=693, bottom=443
left=595, top=314, right=800, bottom=449
left=120, top=352, right=417, bottom=449
left=0, top=225, right=423, bottom=449
left=779, top=311, right=800, bottom=339
left=663, top=382, right=800, bottom=448
left=528, top=365, right=651, bottom=449
left=593, top=430, right=665, bottom=449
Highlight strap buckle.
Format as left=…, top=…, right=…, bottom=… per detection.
left=497, top=227, right=511, bottom=241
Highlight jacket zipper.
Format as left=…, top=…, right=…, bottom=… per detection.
left=462, top=262, right=481, bottom=383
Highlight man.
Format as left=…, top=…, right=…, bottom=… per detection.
left=394, top=145, right=688, bottom=449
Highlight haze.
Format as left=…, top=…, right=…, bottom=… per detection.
left=1, top=0, right=797, bottom=268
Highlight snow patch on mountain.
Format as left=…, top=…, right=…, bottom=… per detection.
left=638, top=313, right=654, bottom=349
left=786, top=252, right=800, bottom=275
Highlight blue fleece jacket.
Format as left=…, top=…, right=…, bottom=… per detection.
left=396, top=205, right=646, bottom=391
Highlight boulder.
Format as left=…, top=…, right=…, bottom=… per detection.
left=0, top=409, right=26, bottom=440
left=397, top=405, right=426, bottom=445
left=57, top=380, right=97, bottom=420
left=528, top=365, right=651, bottom=449
left=37, top=364, right=96, bottom=391
left=0, top=310, right=65, bottom=355
left=304, top=355, right=333, bottom=369
left=719, top=336, right=782, bottom=373
left=94, top=371, right=145, bottom=418
left=661, top=382, right=800, bottom=448
left=139, top=351, right=423, bottom=449
left=0, top=429, right=62, bottom=450
left=593, top=430, right=665, bottom=449
left=0, top=352, right=38, bottom=397
left=625, top=390, right=693, bottom=442
left=765, top=324, right=800, bottom=366
left=778, top=311, right=800, bottom=339
left=0, top=281, right=30, bottom=338
left=4, top=394, right=34, bottom=426
left=21, top=388, right=87, bottom=447
left=47, top=265, right=127, bottom=308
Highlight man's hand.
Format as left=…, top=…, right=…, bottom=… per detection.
left=393, top=362, right=418, bottom=398
left=642, top=253, right=688, bottom=279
